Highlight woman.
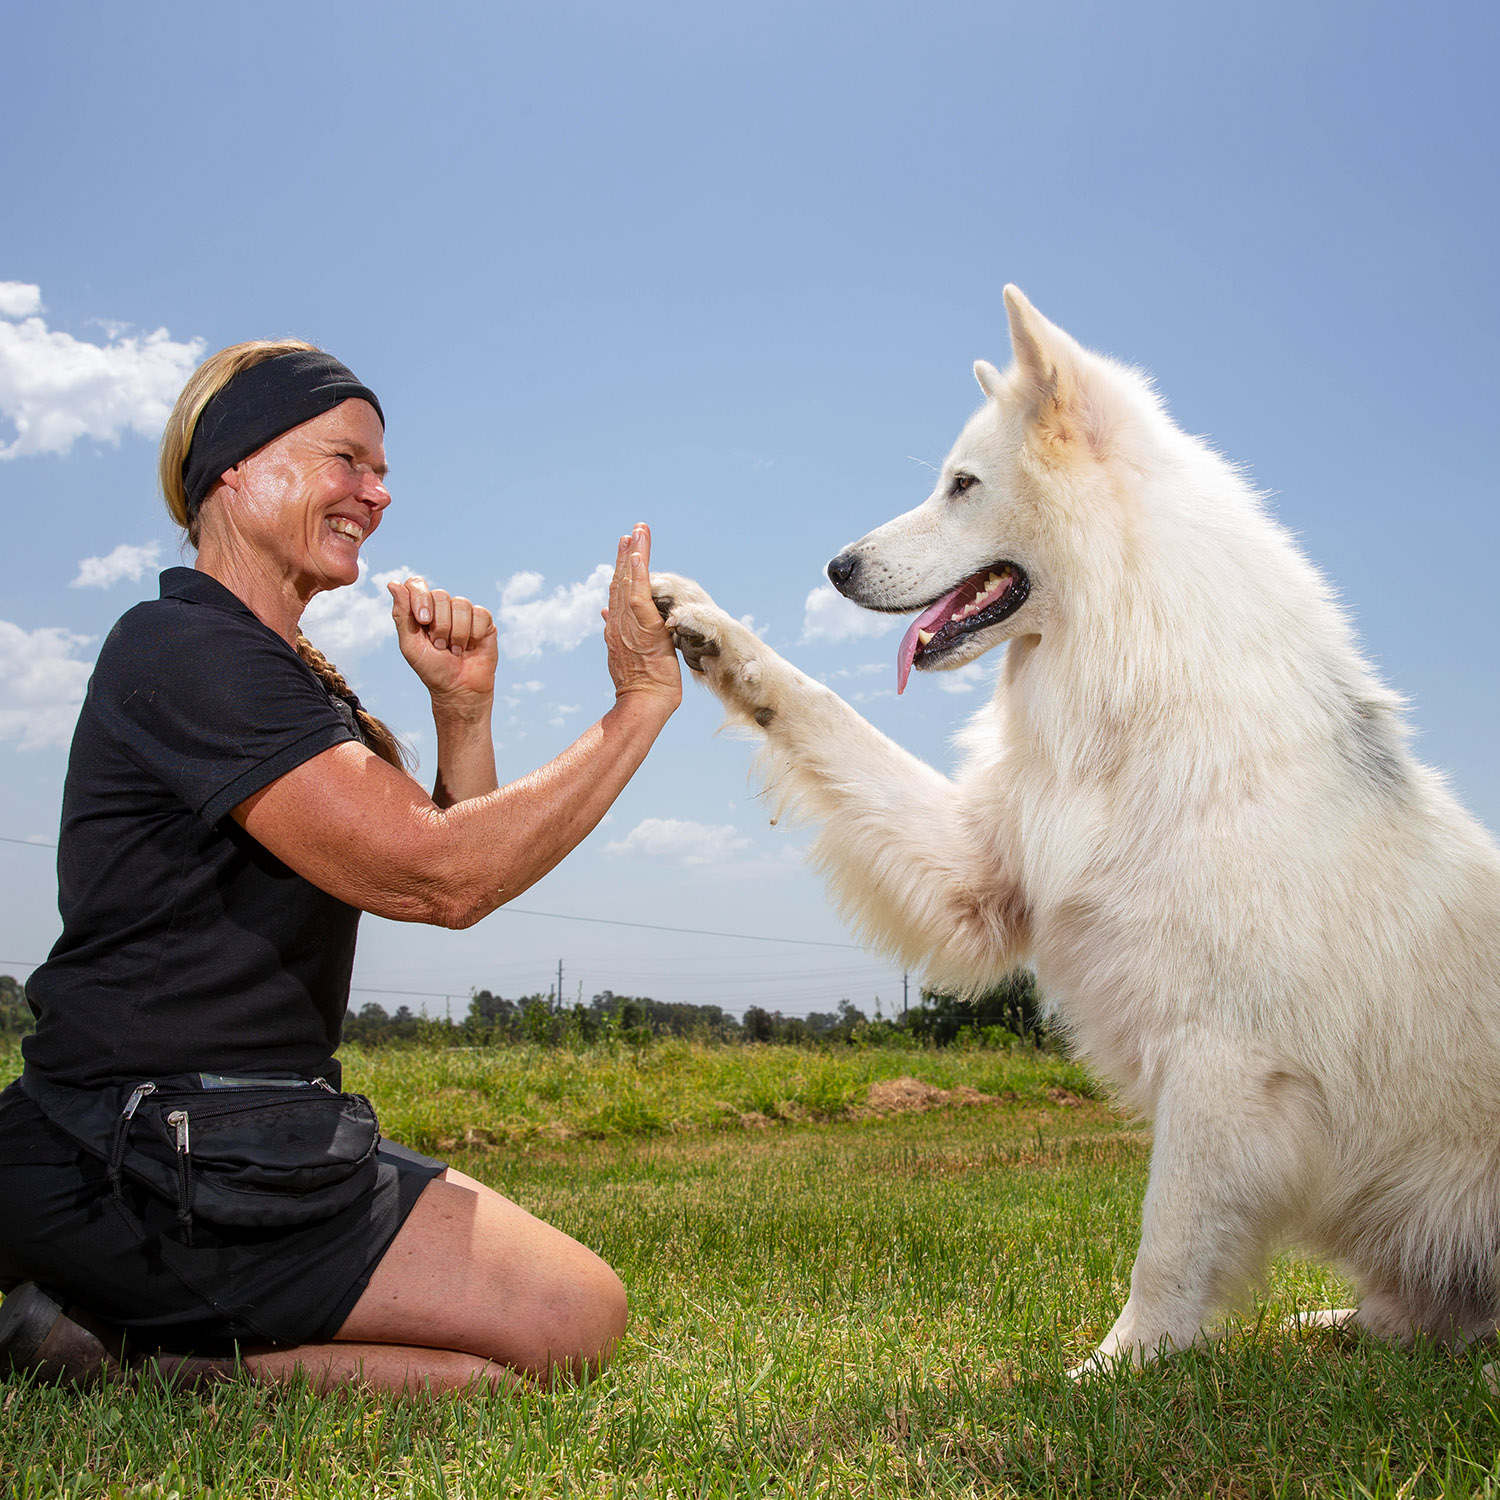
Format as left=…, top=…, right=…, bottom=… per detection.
left=0, top=340, right=682, bottom=1393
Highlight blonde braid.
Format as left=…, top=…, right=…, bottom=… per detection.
left=295, top=632, right=412, bottom=772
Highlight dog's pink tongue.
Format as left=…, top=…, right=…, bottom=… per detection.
left=897, top=588, right=966, bottom=695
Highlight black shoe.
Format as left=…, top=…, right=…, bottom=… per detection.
left=0, top=1282, right=123, bottom=1387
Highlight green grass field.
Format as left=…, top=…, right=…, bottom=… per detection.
left=4, top=1037, right=1499, bottom=1498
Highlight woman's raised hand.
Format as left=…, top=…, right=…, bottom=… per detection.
left=388, top=576, right=499, bottom=712
left=603, top=524, right=681, bottom=712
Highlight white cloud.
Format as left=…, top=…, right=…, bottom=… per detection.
left=739, top=613, right=771, bottom=640
left=496, top=564, right=611, bottom=660
left=70, top=541, right=162, bottom=590
left=800, top=584, right=902, bottom=643
left=0, top=283, right=42, bottom=319
left=512, top=680, right=545, bottom=694
left=0, top=285, right=204, bottom=460
left=500, top=571, right=544, bottom=606
left=0, top=619, right=96, bottom=750
left=934, top=661, right=993, bottom=695
left=824, top=662, right=887, bottom=681
left=300, top=560, right=414, bottom=659
left=604, top=817, right=753, bottom=866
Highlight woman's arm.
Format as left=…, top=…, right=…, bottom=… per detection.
left=385, top=577, right=500, bottom=808
left=234, top=527, right=681, bottom=926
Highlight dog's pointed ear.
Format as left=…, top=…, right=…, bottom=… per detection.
left=1003, top=285, right=1110, bottom=458
left=973, top=359, right=1005, bottom=402
left=1004, top=285, right=1065, bottom=394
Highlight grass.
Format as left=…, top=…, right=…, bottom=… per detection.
left=4, top=1038, right=1500, bottom=1497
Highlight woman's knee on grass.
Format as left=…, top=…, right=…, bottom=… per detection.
left=337, top=1169, right=627, bottom=1378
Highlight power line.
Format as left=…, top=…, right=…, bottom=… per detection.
left=495, top=906, right=860, bottom=950
left=0, top=831, right=864, bottom=950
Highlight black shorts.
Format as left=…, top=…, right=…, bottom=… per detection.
left=0, top=1078, right=446, bottom=1351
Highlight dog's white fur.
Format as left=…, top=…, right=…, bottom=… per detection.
left=653, top=287, right=1500, bottom=1371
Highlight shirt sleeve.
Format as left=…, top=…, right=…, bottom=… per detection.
left=89, top=599, right=358, bottom=826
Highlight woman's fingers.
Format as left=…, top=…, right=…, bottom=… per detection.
left=389, top=577, right=495, bottom=657
left=404, top=576, right=434, bottom=626
left=448, top=597, right=475, bottom=653
left=388, top=580, right=424, bottom=648
left=630, top=523, right=652, bottom=575
left=429, top=590, right=452, bottom=651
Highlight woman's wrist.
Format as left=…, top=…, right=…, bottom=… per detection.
left=611, top=681, right=681, bottom=725
left=430, top=690, right=494, bottom=729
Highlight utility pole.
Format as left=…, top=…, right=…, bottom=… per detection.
left=902, top=971, right=909, bottom=1016
left=557, top=958, right=564, bottom=1008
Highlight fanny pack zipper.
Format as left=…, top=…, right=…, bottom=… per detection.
left=108, top=1077, right=340, bottom=1247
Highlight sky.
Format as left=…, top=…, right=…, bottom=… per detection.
left=2, top=1, right=1496, bottom=1022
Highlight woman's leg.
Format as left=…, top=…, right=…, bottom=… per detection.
left=232, top=1168, right=627, bottom=1395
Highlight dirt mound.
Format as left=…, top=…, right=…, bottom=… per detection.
left=857, top=1076, right=1004, bottom=1117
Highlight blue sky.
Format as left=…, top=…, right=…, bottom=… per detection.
left=2, top=1, right=1496, bottom=1019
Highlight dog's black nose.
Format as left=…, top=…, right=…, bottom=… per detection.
left=827, top=550, right=860, bottom=593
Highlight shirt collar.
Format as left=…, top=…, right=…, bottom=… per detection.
left=158, top=566, right=263, bottom=618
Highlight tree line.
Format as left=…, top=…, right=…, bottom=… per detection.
left=0, top=969, right=1049, bottom=1050
left=345, top=969, right=1048, bottom=1049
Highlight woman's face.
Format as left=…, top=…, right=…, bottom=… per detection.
left=218, top=398, right=390, bottom=597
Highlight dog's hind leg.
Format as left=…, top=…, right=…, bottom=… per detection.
left=652, top=574, right=1028, bottom=985
left=1074, top=1051, right=1323, bottom=1376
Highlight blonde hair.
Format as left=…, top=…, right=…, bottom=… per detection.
left=159, top=340, right=411, bottom=772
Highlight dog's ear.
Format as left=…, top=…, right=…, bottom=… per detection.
left=973, top=359, right=1005, bottom=402
left=1002, top=285, right=1113, bottom=459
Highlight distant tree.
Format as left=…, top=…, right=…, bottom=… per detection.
left=342, top=1000, right=390, bottom=1044
left=905, top=969, right=1044, bottom=1046
left=590, top=990, right=738, bottom=1042
left=742, top=1005, right=775, bottom=1043
left=0, top=975, right=34, bottom=1037
left=468, top=989, right=516, bottom=1028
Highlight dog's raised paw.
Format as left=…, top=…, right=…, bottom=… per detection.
left=671, top=625, right=720, bottom=674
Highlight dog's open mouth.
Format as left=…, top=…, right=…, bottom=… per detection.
left=896, top=563, right=1030, bottom=694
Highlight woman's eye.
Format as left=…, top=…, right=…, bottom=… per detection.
left=950, top=473, right=977, bottom=495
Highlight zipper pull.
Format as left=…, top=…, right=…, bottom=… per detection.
left=310, top=1077, right=337, bottom=1093
left=121, top=1082, right=157, bottom=1120
left=167, top=1109, right=191, bottom=1155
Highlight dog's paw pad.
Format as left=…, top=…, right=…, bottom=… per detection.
left=754, top=706, right=776, bottom=727
left=672, top=628, right=720, bottom=673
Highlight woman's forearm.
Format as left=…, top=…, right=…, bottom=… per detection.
left=430, top=699, right=500, bottom=808
left=433, top=689, right=674, bottom=924
left=233, top=687, right=678, bottom=927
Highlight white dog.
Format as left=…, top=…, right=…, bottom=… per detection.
left=652, top=287, right=1500, bottom=1370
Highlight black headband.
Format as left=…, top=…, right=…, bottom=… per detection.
left=181, top=351, right=384, bottom=521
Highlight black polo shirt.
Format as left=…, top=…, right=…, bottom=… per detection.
left=23, top=568, right=366, bottom=1089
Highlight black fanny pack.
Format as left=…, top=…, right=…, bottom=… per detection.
left=23, top=1070, right=381, bottom=1244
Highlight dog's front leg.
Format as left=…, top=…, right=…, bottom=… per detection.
left=652, top=574, right=1027, bottom=986
left=1074, top=1049, right=1318, bottom=1376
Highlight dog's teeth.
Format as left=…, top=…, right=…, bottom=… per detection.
left=986, top=573, right=1003, bottom=591
left=918, top=629, right=935, bottom=646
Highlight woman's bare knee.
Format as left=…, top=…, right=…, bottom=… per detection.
left=336, top=1170, right=628, bottom=1378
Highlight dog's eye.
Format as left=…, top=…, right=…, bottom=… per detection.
left=949, top=473, right=978, bottom=496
